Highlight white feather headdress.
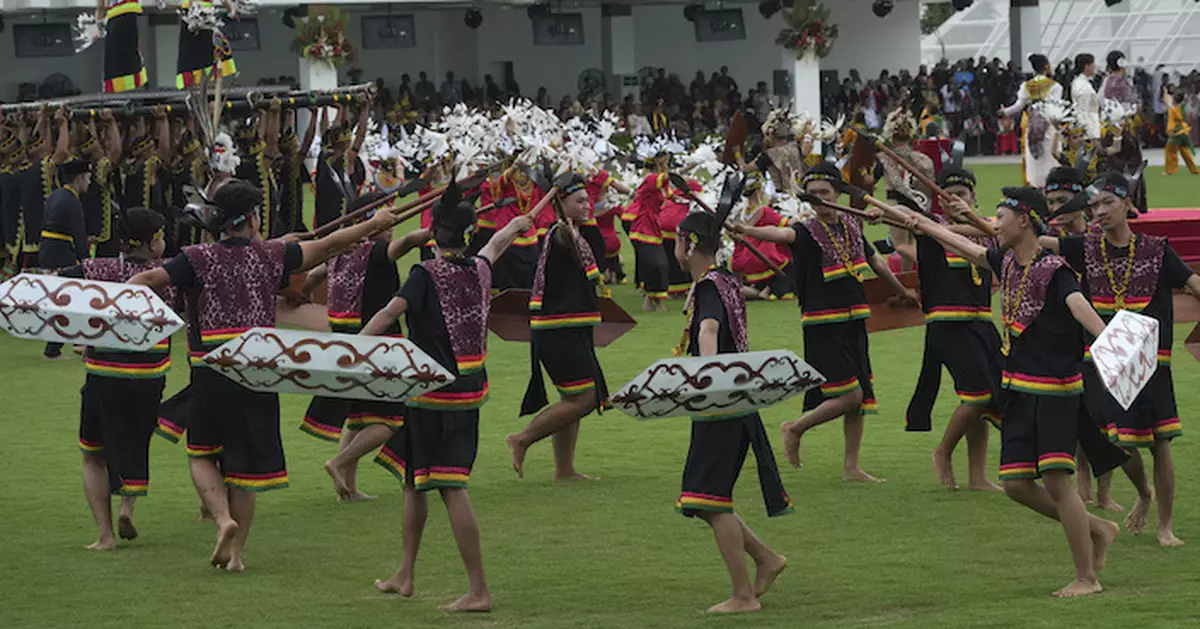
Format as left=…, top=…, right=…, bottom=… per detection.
left=210, top=132, right=241, bottom=174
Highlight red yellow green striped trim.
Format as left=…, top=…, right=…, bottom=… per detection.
left=820, top=377, right=862, bottom=397
left=1107, top=418, right=1182, bottom=447
left=328, top=311, right=362, bottom=328
left=477, top=218, right=498, bottom=229
left=620, top=210, right=637, bottom=222
left=1004, top=321, right=1027, bottom=338
left=85, top=355, right=170, bottom=379
left=300, top=417, right=341, bottom=442
left=186, top=444, right=224, bottom=458
left=743, top=261, right=789, bottom=283
left=676, top=492, right=733, bottom=513
left=374, top=447, right=406, bottom=483
left=1037, top=451, right=1077, bottom=473
left=412, top=466, right=471, bottom=490
left=155, top=418, right=184, bottom=443
left=1158, top=349, right=1171, bottom=364
left=1091, top=295, right=1151, bottom=315
left=105, top=67, right=148, bottom=94
left=956, top=389, right=993, bottom=405
left=668, top=283, right=692, bottom=295
left=530, top=312, right=601, bottom=329
left=925, top=306, right=992, bottom=322
left=630, top=232, right=663, bottom=245
left=861, top=397, right=879, bottom=415
left=821, top=259, right=870, bottom=281
left=643, top=290, right=668, bottom=299
left=584, top=263, right=601, bottom=281
left=944, top=252, right=972, bottom=268
left=512, top=233, right=540, bottom=247
left=40, top=230, right=73, bottom=242
left=661, top=230, right=678, bottom=240
left=555, top=378, right=595, bottom=396
left=345, top=413, right=404, bottom=430
left=408, top=384, right=489, bottom=410
left=1155, top=417, right=1183, bottom=439
left=1001, top=371, right=1083, bottom=396
left=801, top=305, right=872, bottom=326
left=177, top=58, right=237, bottom=89
left=225, top=470, right=289, bottom=492
left=998, top=462, right=1037, bottom=480
left=201, top=327, right=249, bottom=344
left=79, top=438, right=104, bottom=454
left=117, top=479, right=148, bottom=497
left=105, top=1, right=142, bottom=19
left=456, top=354, right=485, bottom=375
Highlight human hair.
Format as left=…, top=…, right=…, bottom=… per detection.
left=1074, top=53, right=1095, bottom=75
left=1029, top=54, right=1051, bottom=75
left=212, top=179, right=263, bottom=233
left=123, top=207, right=165, bottom=247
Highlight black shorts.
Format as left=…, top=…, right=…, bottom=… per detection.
left=491, top=243, right=538, bottom=290
left=997, top=391, right=1079, bottom=480
left=533, top=327, right=607, bottom=399
left=633, top=241, right=668, bottom=298
left=803, top=320, right=877, bottom=415
left=301, top=397, right=405, bottom=442
left=662, top=239, right=691, bottom=296
left=1083, top=360, right=1182, bottom=448
left=374, top=407, right=479, bottom=491
left=928, top=321, right=1002, bottom=408
left=79, top=375, right=165, bottom=496
left=678, top=413, right=794, bottom=517
left=180, top=368, right=289, bottom=492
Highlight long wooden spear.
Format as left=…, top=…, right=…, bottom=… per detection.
left=667, top=172, right=785, bottom=277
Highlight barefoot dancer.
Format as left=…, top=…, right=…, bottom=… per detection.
left=903, top=166, right=1003, bottom=492
left=366, top=187, right=532, bottom=612
left=738, top=164, right=915, bottom=480
left=629, top=141, right=674, bottom=312
left=299, top=191, right=431, bottom=501
left=61, top=209, right=173, bottom=549
left=508, top=174, right=608, bottom=480
left=911, top=186, right=1123, bottom=598
left=671, top=204, right=791, bottom=614
left=1042, top=173, right=1196, bottom=546
left=131, top=180, right=400, bottom=572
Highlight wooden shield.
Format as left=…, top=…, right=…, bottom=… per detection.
left=846, top=133, right=877, bottom=210
left=721, top=111, right=748, bottom=166
left=862, top=271, right=924, bottom=333
left=487, top=288, right=636, bottom=347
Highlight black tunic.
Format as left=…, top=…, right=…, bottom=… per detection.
left=39, top=188, right=88, bottom=269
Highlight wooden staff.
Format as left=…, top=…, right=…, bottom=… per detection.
left=307, top=189, right=431, bottom=240
left=526, top=187, right=560, bottom=221
left=668, top=173, right=785, bottom=277
left=803, top=195, right=910, bottom=230
left=852, top=125, right=996, bottom=236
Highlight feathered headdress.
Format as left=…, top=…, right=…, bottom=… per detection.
left=882, top=107, right=917, bottom=143
left=762, top=109, right=794, bottom=139
left=72, top=12, right=105, bottom=53
left=210, top=132, right=241, bottom=174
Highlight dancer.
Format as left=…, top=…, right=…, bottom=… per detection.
left=910, top=186, right=1122, bottom=598
left=1042, top=173, right=1195, bottom=546
left=737, top=164, right=915, bottom=480
left=1045, top=167, right=1090, bottom=237
left=81, top=111, right=124, bottom=257
left=999, top=54, right=1064, bottom=188
left=671, top=197, right=791, bottom=614
left=130, top=179, right=402, bottom=572
left=60, top=208, right=173, bottom=549
left=587, top=167, right=628, bottom=284
left=1070, top=53, right=1101, bottom=144
left=176, top=0, right=236, bottom=89
left=507, top=174, right=608, bottom=480
left=275, top=109, right=317, bottom=235
left=729, top=176, right=792, bottom=301
left=878, top=107, right=932, bottom=267
left=39, top=157, right=92, bottom=361
left=97, top=0, right=147, bottom=92
left=903, top=165, right=1003, bottom=492
left=1164, top=86, right=1198, bottom=176
left=298, top=191, right=431, bottom=501
left=367, top=186, right=534, bottom=612
left=629, top=139, right=676, bottom=311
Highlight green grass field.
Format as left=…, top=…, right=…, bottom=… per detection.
left=2, top=164, right=1200, bottom=629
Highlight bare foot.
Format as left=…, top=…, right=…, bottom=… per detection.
left=87, top=538, right=116, bottom=551
left=1124, top=491, right=1153, bottom=534
left=844, top=468, right=886, bottom=483
left=1157, top=529, right=1185, bottom=548
left=1092, top=519, right=1120, bottom=573
left=781, top=421, right=802, bottom=468
left=324, top=460, right=352, bottom=499
left=439, top=593, right=493, bottom=613
left=199, top=505, right=214, bottom=522
left=505, top=434, right=528, bottom=479
left=705, top=597, right=761, bottom=614
left=117, top=514, right=138, bottom=541
left=209, top=519, right=238, bottom=569
left=967, top=479, right=1003, bottom=493
left=1095, top=496, right=1125, bottom=513
left=374, top=573, right=414, bottom=597
left=932, top=449, right=957, bottom=489
left=337, top=491, right=377, bottom=503
left=1078, top=487, right=1094, bottom=505
left=1051, top=579, right=1102, bottom=598
left=555, top=471, right=598, bottom=481
left=754, top=554, right=788, bottom=597
left=225, top=557, right=245, bottom=573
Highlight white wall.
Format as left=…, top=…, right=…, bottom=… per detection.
left=474, top=5, right=603, bottom=104
left=823, top=0, right=922, bottom=78
left=0, top=12, right=104, bottom=99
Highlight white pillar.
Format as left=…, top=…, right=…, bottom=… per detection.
left=1009, top=0, right=1041, bottom=67
left=298, top=46, right=340, bottom=158
left=601, top=4, right=637, bottom=102
left=151, top=21, right=180, bottom=89
left=785, top=49, right=821, bottom=120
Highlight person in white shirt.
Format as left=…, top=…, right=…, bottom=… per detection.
left=1071, top=53, right=1101, bottom=142
left=999, top=54, right=1063, bottom=188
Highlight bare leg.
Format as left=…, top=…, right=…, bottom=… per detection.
left=1151, top=441, right=1184, bottom=547
left=1122, top=449, right=1154, bottom=534
left=1094, top=472, right=1124, bottom=512
left=376, top=487, right=427, bottom=597
left=965, top=418, right=1001, bottom=492
left=1040, top=471, right=1103, bottom=597
left=551, top=420, right=595, bottom=481
left=438, top=488, right=492, bottom=612
left=932, top=406, right=972, bottom=489
left=327, top=425, right=392, bottom=501
left=82, top=453, right=115, bottom=551
left=698, top=512, right=760, bottom=613
left=225, top=488, right=255, bottom=573
left=780, top=391, right=861, bottom=468
left=1076, top=446, right=1094, bottom=504
left=1003, top=477, right=1118, bottom=589
left=506, top=393, right=595, bottom=479
left=843, top=407, right=883, bottom=483
left=190, top=458, right=238, bottom=569
left=738, top=517, right=787, bottom=597
left=117, top=496, right=138, bottom=540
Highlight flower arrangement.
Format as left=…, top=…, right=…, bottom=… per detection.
left=774, top=3, right=838, bottom=60
left=291, top=8, right=355, bottom=68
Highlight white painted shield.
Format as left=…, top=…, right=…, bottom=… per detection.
left=1090, top=310, right=1160, bottom=411
left=201, top=328, right=456, bottom=402
left=608, top=350, right=824, bottom=420
left=0, top=273, right=183, bottom=351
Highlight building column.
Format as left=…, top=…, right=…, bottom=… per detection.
left=149, top=15, right=179, bottom=89
left=784, top=49, right=821, bottom=119
left=601, top=4, right=637, bottom=102
left=1009, top=0, right=1041, bottom=67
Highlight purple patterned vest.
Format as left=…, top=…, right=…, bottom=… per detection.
left=326, top=241, right=372, bottom=333
left=183, top=239, right=288, bottom=359
left=1081, top=232, right=1164, bottom=318
left=419, top=256, right=491, bottom=375
left=688, top=269, right=749, bottom=353
left=82, top=256, right=176, bottom=378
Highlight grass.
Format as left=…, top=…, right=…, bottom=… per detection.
left=1, top=164, right=1199, bottom=629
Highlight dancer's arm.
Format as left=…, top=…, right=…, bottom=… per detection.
left=361, top=297, right=408, bottom=336
left=1066, top=292, right=1106, bottom=338
left=911, top=213, right=991, bottom=271
left=479, top=216, right=534, bottom=264
left=735, top=224, right=796, bottom=245
left=388, top=228, right=432, bottom=261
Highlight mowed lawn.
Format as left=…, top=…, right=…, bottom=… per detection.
left=2, top=164, right=1200, bottom=629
